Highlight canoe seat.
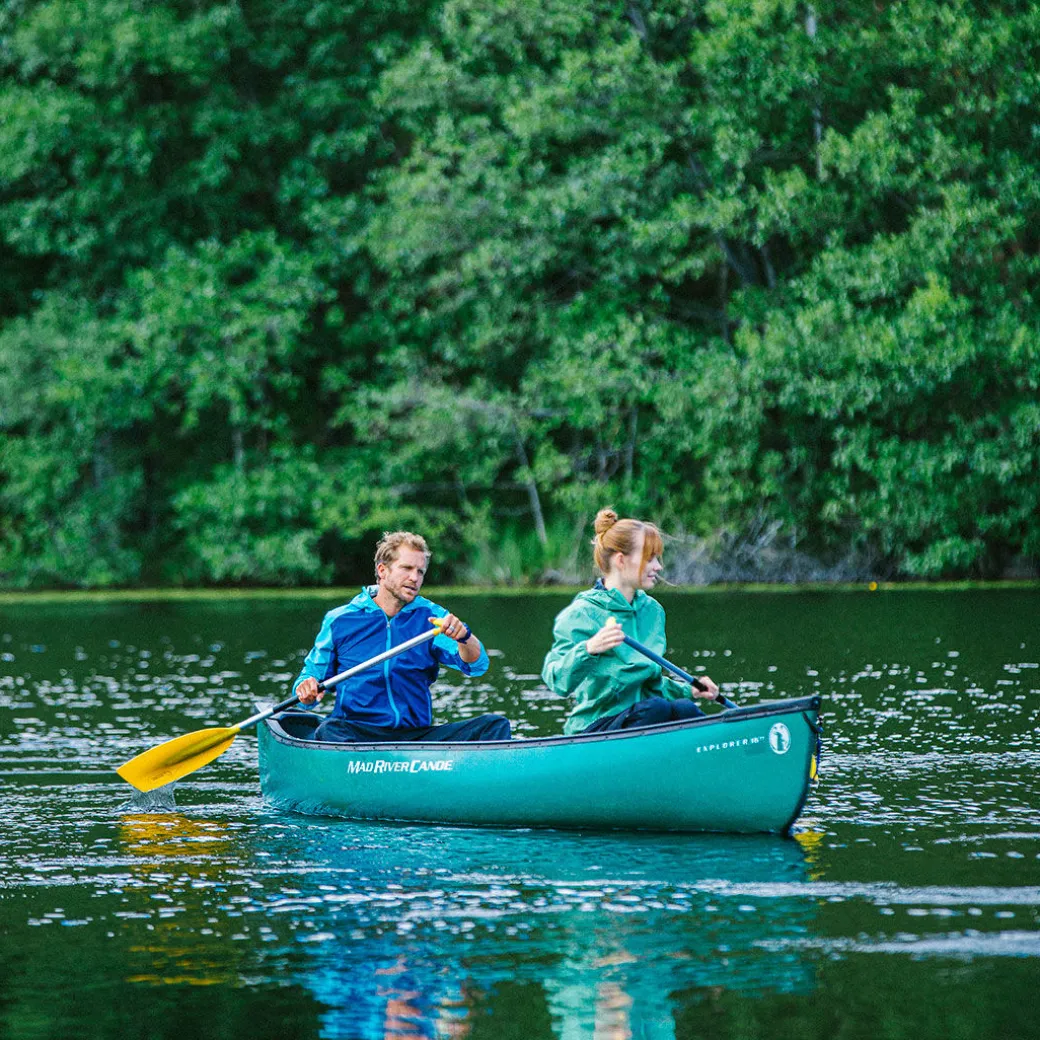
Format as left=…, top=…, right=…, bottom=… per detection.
left=271, top=710, right=321, bottom=740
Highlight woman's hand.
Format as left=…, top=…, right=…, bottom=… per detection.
left=691, top=675, right=719, bottom=699
left=586, top=618, right=626, bottom=655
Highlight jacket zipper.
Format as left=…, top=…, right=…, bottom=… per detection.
left=384, top=618, right=401, bottom=727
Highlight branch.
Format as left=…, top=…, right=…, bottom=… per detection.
left=686, top=157, right=760, bottom=287
left=626, top=3, right=649, bottom=42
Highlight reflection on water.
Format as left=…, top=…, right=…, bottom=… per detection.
left=118, top=813, right=247, bottom=987
left=1, top=589, right=1039, bottom=1039
left=791, top=827, right=827, bottom=882
left=115, top=816, right=817, bottom=1039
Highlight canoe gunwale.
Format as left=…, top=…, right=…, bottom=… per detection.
left=259, top=695, right=822, bottom=753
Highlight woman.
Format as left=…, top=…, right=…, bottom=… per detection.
left=542, top=508, right=719, bottom=734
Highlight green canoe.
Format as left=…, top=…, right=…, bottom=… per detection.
left=258, top=696, right=821, bottom=835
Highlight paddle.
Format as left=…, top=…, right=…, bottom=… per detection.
left=621, top=632, right=740, bottom=710
left=116, top=621, right=446, bottom=792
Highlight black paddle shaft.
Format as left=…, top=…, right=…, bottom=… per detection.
left=622, top=635, right=739, bottom=709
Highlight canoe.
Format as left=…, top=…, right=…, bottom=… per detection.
left=258, top=695, right=822, bottom=835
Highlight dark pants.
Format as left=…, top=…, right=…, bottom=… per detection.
left=313, top=713, right=511, bottom=744
left=582, top=696, right=705, bottom=734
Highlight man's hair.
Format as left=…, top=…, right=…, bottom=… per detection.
left=374, top=531, right=430, bottom=577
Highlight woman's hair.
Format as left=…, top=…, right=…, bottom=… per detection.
left=374, top=531, right=430, bottom=577
left=592, top=507, right=663, bottom=576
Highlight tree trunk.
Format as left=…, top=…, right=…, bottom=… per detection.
left=513, top=427, right=548, bottom=546
left=232, top=426, right=245, bottom=472
left=806, top=5, right=824, bottom=180
left=624, top=407, right=638, bottom=492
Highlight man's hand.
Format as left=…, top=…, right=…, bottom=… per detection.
left=434, top=613, right=471, bottom=643
left=296, top=677, right=324, bottom=705
left=432, top=614, right=482, bottom=664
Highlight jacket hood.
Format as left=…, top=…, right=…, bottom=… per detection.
left=575, top=580, right=646, bottom=615
left=359, top=585, right=432, bottom=615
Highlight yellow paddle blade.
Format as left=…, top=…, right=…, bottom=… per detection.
left=116, top=725, right=241, bottom=792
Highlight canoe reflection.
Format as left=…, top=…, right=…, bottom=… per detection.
left=117, top=814, right=817, bottom=1037
left=284, top=824, right=819, bottom=1040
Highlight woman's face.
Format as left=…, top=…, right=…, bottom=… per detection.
left=615, top=529, right=662, bottom=589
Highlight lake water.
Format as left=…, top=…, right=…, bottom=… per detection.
left=1, top=587, right=1038, bottom=1039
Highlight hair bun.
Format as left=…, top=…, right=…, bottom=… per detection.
left=593, top=508, right=619, bottom=537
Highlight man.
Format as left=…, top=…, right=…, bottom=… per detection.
left=294, top=530, right=511, bottom=742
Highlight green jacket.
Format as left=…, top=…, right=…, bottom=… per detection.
left=542, top=582, right=692, bottom=734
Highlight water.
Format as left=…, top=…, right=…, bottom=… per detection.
left=1, top=588, right=1038, bottom=1039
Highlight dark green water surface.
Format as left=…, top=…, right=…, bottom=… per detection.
left=1, top=588, right=1038, bottom=1039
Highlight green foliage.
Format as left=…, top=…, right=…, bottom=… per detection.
left=1, top=0, right=1038, bottom=586
left=458, top=511, right=592, bottom=586
left=170, top=450, right=327, bottom=586
left=0, top=294, right=144, bottom=586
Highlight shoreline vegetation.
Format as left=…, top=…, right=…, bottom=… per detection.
left=6, top=520, right=1034, bottom=596
left=2, top=580, right=1039, bottom=606
left=2, top=3, right=1039, bottom=590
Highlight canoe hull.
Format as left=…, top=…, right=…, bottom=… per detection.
left=258, top=696, right=821, bottom=835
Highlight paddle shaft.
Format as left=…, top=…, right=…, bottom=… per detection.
left=115, top=624, right=447, bottom=792
left=621, top=634, right=739, bottom=709
left=235, top=626, right=443, bottom=730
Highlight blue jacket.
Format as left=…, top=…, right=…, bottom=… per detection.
left=292, top=586, right=490, bottom=729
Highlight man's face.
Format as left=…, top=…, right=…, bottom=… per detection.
left=377, top=548, right=428, bottom=605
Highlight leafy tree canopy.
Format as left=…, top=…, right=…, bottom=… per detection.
left=1, top=0, right=1037, bottom=587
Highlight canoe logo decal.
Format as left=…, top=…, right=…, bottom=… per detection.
left=769, top=723, right=791, bottom=755
left=695, top=735, right=765, bottom=754
left=346, top=759, right=454, bottom=775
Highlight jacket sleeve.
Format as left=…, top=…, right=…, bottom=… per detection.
left=644, top=671, right=695, bottom=701
left=292, top=610, right=340, bottom=696
left=541, top=605, right=600, bottom=696
left=430, top=635, right=490, bottom=677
